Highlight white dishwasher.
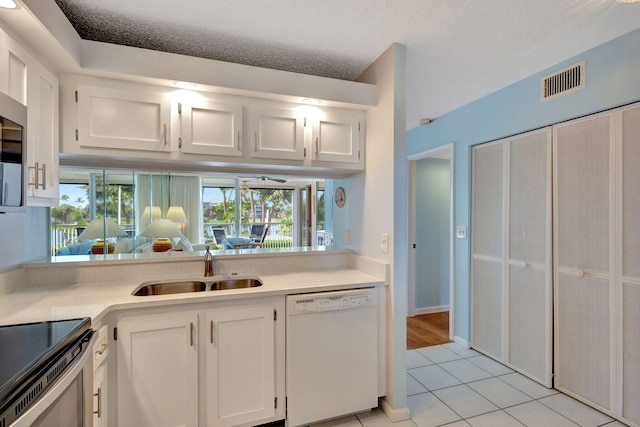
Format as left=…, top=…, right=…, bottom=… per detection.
left=286, top=288, right=378, bottom=427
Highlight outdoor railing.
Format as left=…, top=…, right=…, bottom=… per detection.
left=53, top=221, right=330, bottom=252
left=204, top=222, right=294, bottom=248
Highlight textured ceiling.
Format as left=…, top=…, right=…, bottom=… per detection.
left=53, top=0, right=640, bottom=130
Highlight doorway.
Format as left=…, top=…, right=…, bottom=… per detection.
left=407, top=144, right=454, bottom=349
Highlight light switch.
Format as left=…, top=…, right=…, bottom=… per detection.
left=456, top=226, right=467, bottom=239
left=381, top=233, right=389, bottom=253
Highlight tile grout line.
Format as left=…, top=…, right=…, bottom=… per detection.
left=408, top=344, right=619, bottom=427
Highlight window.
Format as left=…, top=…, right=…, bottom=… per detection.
left=52, top=168, right=332, bottom=256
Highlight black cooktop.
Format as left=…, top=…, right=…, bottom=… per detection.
left=0, top=318, right=91, bottom=405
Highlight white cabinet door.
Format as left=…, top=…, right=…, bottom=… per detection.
left=620, top=104, right=640, bottom=427
left=77, top=85, right=171, bottom=152
left=471, top=140, right=505, bottom=360
left=93, top=362, right=107, bottom=427
left=0, top=31, right=29, bottom=105
left=471, top=128, right=552, bottom=386
left=205, top=305, right=276, bottom=427
left=26, top=63, right=58, bottom=206
left=311, top=112, right=363, bottom=165
left=180, top=99, right=243, bottom=156
left=553, top=112, right=614, bottom=415
left=117, top=312, right=199, bottom=427
left=248, top=107, right=305, bottom=161
left=507, top=129, right=552, bottom=386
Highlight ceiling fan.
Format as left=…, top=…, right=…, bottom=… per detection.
left=239, top=175, right=288, bottom=192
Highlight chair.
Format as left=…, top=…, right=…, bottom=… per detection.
left=228, top=225, right=270, bottom=249
left=212, top=227, right=227, bottom=245
left=251, top=224, right=270, bottom=245
left=249, top=224, right=265, bottom=241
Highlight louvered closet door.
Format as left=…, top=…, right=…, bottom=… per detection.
left=553, top=112, right=614, bottom=414
left=621, top=105, right=640, bottom=427
left=471, top=141, right=504, bottom=360
left=507, top=129, right=552, bottom=386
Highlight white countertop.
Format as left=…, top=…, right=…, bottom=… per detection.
left=0, top=267, right=384, bottom=327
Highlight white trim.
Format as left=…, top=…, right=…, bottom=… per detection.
left=406, top=143, right=455, bottom=341
left=379, top=398, right=411, bottom=422
left=453, top=335, right=469, bottom=349
left=407, top=160, right=416, bottom=317
left=414, top=305, right=450, bottom=315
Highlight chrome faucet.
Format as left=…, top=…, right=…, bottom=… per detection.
left=204, top=245, right=214, bottom=277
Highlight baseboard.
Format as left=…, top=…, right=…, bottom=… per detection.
left=414, top=305, right=449, bottom=315
left=379, top=397, right=411, bottom=422
left=453, top=336, right=469, bottom=348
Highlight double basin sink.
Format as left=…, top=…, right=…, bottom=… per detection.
left=132, top=276, right=262, bottom=296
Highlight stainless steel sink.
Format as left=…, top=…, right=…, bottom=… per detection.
left=133, top=281, right=207, bottom=296
left=211, top=277, right=263, bottom=290
left=132, top=276, right=262, bottom=296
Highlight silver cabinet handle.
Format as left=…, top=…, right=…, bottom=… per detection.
left=28, top=163, right=46, bottom=190
left=190, top=322, right=194, bottom=346
left=178, top=137, right=182, bottom=149
left=210, top=320, right=215, bottom=344
left=163, top=124, right=168, bottom=146
left=237, top=130, right=241, bottom=150
left=93, top=388, right=102, bottom=418
left=254, top=132, right=258, bottom=152
left=315, top=137, right=319, bottom=156
left=95, top=342, right=109, bottom=356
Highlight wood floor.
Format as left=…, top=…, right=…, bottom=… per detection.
left=407, top=311, right=451, bottom=350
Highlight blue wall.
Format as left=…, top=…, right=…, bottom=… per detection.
left=406, top=28, right=640, bottom=342
left=415, top=157, right=450, bottom=309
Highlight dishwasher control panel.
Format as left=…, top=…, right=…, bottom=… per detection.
left=289, top=289, right=377, bottom=313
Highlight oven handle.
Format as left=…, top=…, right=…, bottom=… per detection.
left=10, top=333, right=97, bottom=427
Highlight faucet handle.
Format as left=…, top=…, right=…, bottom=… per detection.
left=205, top=245, right=210, bottom=252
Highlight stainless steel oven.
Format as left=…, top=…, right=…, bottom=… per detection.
left=0, top=319, right=96, bottom=427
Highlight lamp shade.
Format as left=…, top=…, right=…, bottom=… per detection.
left=165, top=206, right=187, bottom=224
left=140, top=218, right=183, bottom=252
left=78, top=218, right=128, bottom=240
left=141, top=205, right=162, bottom=228
left=140, top=218, right=183, bottom=238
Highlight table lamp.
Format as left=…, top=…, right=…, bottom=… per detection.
left=140, top=218, right=182, bottom=252
left=165, top=206, right=188, bottom=233
left=140, top=205, right=162, bottom=229
left=77, top=218, right=128, bottom=254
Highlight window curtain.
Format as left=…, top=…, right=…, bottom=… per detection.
left=135, top=173, right=169, bottom=232
left=169, top=175, right=203, bottom=243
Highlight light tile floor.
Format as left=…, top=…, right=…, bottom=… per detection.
left=311, top=343, right=627, bottom=427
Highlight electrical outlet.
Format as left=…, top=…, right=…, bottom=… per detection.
left=345, top=229, right=351, bottom=244
left=381, top=233, right=389, bottom=253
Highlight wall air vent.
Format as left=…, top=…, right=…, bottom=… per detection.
left=541, top=60, right=585, bottom=101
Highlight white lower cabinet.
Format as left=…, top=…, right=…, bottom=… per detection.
left=117, top=311, right=199, bottom=427
left=205, top=305, right=276, bottom=427
left=116, top=297, right=284, bottom=427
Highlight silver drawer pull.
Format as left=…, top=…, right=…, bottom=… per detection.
left=95, top=342, right=109, bottom=356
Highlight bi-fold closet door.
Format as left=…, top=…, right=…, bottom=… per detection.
left=554, top=104, right=640, bottom=426
left=471, top=127, right=553, bottom=387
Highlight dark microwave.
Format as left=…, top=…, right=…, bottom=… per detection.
left=0, top=91, right=27, bottom=213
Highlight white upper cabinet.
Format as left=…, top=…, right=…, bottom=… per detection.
left=248, top=107, right=305, bottom=161
left=0, top=29, right=59, bottom=207
left=27, top=62, right=59, bottom=205
left=180, top=98, right=243, bottom=156
left=1, top=36, right=28, bottom=105
left=77, top=85, right=171, bottom=152
left=62, top=75, right=366, bottom=173
left=311, top=112, right=363, bottom=165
